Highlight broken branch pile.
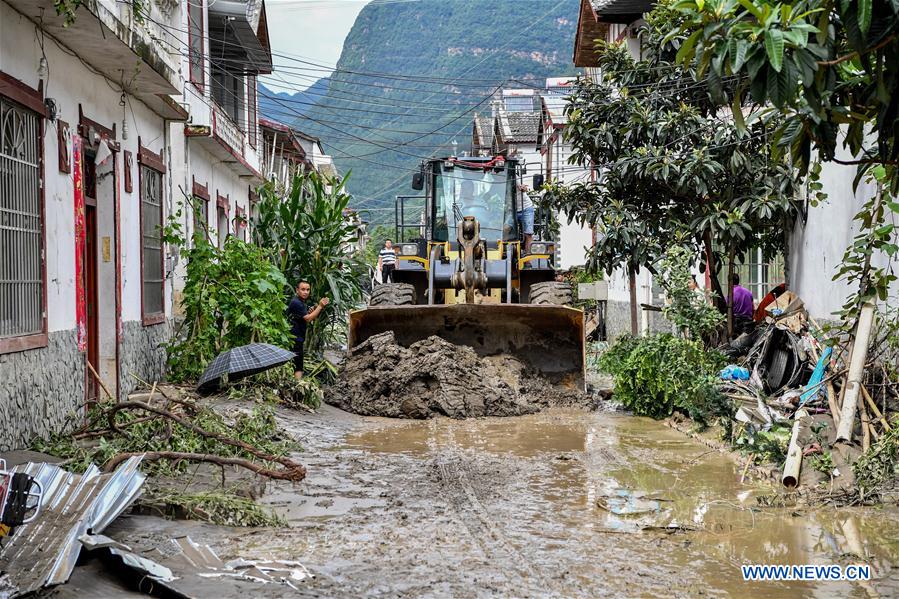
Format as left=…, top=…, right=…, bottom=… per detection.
left=31, top=385, right=305, bottom=524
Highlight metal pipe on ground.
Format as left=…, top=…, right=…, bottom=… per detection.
left=782, top=408, right=809, bottom=488
left=836, top=302, right=876, bottom=443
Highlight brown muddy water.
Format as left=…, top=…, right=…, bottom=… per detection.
left=107, top=405, right=899, bottom=598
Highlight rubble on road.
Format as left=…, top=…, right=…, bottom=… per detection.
left=326, top=331, right=597, bottom=419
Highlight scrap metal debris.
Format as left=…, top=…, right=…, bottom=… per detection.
left=71, top=535, right=312, bottom=596
left=719, top=289, right=899, bottom=500
left=0, top=456, right=145, bottom=597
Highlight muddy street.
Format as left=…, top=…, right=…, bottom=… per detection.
left=101, top=405, right=899, bottom=597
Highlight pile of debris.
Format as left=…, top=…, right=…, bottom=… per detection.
left=326, top=332, right=597, bottom=419
left=718, top=292, right=898, bottom=503
left=0, top=456, right=309, bottom=597
left=23, top=384, right=306, bottom=529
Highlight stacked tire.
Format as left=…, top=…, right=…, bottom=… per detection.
left=528, top=281, right=573, bottom=305
left=369, top=283, right=417, bottom=306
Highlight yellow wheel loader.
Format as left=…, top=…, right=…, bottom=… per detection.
left=349, top=155, right=585, bottom=388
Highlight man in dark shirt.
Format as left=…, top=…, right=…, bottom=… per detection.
left=287, top=281, right=329, bottom=380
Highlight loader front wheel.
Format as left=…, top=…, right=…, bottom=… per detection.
left=529, top=281, right=573, bottom=306
left=369, top=283, right=417, bottom=306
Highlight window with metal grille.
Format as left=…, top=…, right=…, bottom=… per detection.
left=188, top=0, right=205, bottom=90
left=0, top=97, right=43, bottom=342
left=211, top=66, right=244, bottom=127
left=195, top=196, right=208, bottom=230
left=140, top=165, right=164, bottom=322
left=736, top=248, right=785, bottom=303
left=191, top=178, right=210, bottom=244
left=711, top=241, right=786, bottom=305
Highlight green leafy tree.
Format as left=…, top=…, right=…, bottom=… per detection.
left=164, top=205, right=291, bottom=382
left=672, top=0, right=899, bottom=323
left=546, top=5, right=804, bottom=334
left=253, top=171, right=367, bottom=356
left=672, top=0, right=899, bottom=178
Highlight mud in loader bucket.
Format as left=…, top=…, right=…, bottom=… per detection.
left=348, top=304, right=586, bottom=389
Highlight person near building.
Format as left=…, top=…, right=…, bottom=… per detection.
left=516, top=185, right=535, bottom=253
left=378, top=239, right=397, bottom=284
left=729, top=273, right=755, bottom=335
left=287, top=281, right=329, bottom=380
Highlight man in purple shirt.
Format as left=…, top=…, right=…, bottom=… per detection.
left=729, top=273, right=755, bottom=334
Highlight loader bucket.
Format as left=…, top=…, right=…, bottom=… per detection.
left=348, top=304, right=585, bottom=389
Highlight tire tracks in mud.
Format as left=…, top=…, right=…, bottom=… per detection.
left=425, top=418, right=556, bottom=596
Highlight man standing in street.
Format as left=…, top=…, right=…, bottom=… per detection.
left=287, top=281, right=329, bottom=380
left=378, top=239, right=397, bottom=284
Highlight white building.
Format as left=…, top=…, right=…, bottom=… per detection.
left=471, top=89, right=595, bottom=270
left=537, top=81, right=596, bottom=270
left=177, top=0, right=268, bottom=250
left=0, top=0, right=275, bottom=451
left=573, top=0, right=899, bottom=336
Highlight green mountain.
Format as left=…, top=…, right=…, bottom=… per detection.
left=258, top=78, right=329, bottom=124
left=294, top=0, right=579, bottom=223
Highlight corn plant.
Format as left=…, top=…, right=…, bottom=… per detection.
left=253, top=171, right=367, bottom=357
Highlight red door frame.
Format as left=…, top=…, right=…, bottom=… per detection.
left=84, top=201, right=99, bottom=403
left=77, top=107, right=121, bottom=403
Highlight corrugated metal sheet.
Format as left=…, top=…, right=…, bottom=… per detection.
left=0, top=457, right=145, bottom=597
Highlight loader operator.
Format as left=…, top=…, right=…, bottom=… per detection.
left=287, top=281, right=329, bottom=381
left=458, top=178, right=502, bottom=238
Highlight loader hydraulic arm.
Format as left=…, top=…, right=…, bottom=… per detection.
left=451, top=216, right=487, bottom=304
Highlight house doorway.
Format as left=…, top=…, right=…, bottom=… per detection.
left=80, top=126, right=119, bottom=404
left=83, top=148, right=99, bottom=402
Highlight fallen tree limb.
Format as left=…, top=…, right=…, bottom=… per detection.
left=103, top=401, right=305, bottom=476
left=102, top=451, right=306, bottom=481
left=861, top=384, right=891, bottom=432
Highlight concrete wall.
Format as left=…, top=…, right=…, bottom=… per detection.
left=545, top=140, right=593, bottom=269
left=788, top=155, right=899, bottom=319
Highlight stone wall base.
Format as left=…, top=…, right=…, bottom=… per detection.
left=118, top=320, right=172, bottom=399
left=0, top=330, right=84, bottom=452
left=0, top=321, right=171, bottom=451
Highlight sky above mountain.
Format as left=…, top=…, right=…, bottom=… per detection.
left=263, top=0, right=369, bottom=90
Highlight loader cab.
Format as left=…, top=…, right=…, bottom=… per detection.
left=426, top=157, right=522, bottom=248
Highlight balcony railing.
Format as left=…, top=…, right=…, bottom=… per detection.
left=211, top=103, right=245, bottom=157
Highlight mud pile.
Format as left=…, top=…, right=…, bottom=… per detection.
left=326, top=332, right=596, bottom=419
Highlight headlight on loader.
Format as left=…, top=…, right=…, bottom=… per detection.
left=530, top=242, right=548, bottom=255
left=400, top=243, right=418, bottom=256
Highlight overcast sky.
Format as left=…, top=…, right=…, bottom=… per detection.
left=263, top=0, right=370, bottom=92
